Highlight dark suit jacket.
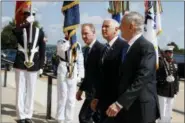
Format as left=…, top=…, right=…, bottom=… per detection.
left=96, top=37, right=129, bottom=110
left=12, top=25, right=46, bottom=71
left=80, top=41, right=104, bottom=95
left=117, top=36, right=160, bottom=123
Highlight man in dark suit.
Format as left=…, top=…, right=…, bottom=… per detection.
left=12, top=9, right=46, bottom=123
left=91, top=19, right=129, bottom=122
left=76, top=23, right=104, bottom=123
left=104, top=11, right=160, bottom=123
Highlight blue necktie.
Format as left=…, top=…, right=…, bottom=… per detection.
left=122, top=45, right=129, bottom=62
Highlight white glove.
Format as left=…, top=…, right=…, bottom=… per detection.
left=174, top=94, right=177, bottom=98
left=166, top=75, right=175, bottom=83
left=77, top=77, right=81, bottom=83
left=26, top=15, right=35, bottom=23
left=39, top=69, right=43, bottom=74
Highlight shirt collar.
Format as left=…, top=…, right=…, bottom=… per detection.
left=128, top=33, right=142, bottom=47
left=108, top=36, right=118, bottom=47
left=88, top=39, right=96, bottom=48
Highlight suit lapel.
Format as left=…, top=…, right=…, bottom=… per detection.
left=85, top=41, right=98, bottom=65
left=106, top=37, right=121, bottom=57
left=120, top=36, right=143, bottom=73
left=126, top=36, right=143, bottom=55
left=102, top=37, right=122, bottom=64
left=111, top=37, right=121, bottom=50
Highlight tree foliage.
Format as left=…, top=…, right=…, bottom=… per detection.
left=1, top=19, right=17, bottom=49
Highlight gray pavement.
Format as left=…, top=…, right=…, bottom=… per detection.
left=1, top=70, right=184, bottom=123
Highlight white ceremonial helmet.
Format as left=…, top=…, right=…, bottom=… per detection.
left=163, top=45, right=174, bottom=51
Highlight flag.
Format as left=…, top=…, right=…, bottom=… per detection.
left=15, top=1, right=31, bottom=27
left=143, top=0, right=162, bottom=69
left=62, top=0, right=80, bottom=77
left=154, top=0, right=163, bottom=35
left=108, top=1, right=129, bottom=23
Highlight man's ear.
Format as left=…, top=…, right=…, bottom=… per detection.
left=115, top=26, right=119, bottom=32
left=129, top=23, right=134, bottom=30
left=114, top=27, right=120, bottom=35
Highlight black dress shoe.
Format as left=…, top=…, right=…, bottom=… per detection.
left=17, top=119, right=25, bottom=123
left=25, top=119, right=33, bottom=123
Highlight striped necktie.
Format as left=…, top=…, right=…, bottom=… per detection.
left=102, top=43, right=110, bottom=63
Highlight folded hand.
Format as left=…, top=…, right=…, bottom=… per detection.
left=106, top=103, right=121, bottom=117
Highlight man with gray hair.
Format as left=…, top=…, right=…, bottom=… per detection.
left=91, top=18, right=129, bottom=122
left=103, top=11, right=160, bottom=123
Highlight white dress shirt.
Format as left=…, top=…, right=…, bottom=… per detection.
left=127, top=33, right=142, bottom=52
left=87, top=39, right=96, bottom=53
left=108, top=36, right=118, bottom=47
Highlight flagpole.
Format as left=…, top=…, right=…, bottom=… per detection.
left=29, top=4, right=33, bottom=43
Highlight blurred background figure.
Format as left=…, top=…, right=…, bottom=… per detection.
left=157, top=45, right=180, bottom=123
left=56, top=38, right=84, bottom=123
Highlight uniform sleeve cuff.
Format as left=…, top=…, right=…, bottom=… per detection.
left=115, top=101, right=123, bottom=109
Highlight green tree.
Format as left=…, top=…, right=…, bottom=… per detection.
left=1, top=19, right=17, bottom=49
left=1, top=19, right=43, bottom=49
left=178, top=48, right=185, bottom=54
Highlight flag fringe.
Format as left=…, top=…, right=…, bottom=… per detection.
left=156, top=30, right=162, bottom=36
left=63, top=24, right=78, bottom=33
left=62, top=0, right=79, bottom=12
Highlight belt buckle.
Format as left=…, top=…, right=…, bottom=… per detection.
left=24, top=61, right=34, bottom=68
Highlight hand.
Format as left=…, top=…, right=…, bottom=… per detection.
left=174, top=94, right=177, bottom=98
left=106, top=103, right=121, bottom=117
left=76, top=90, right=83, bottom=101
left=26, top=15, right=35, bottom=23
left=39, top=69, right=43, bottom=74
left=91, top=99, right=99, bottom=112
left=77, top=77, right=81, bottom=83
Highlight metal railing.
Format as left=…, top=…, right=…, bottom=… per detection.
left=43, top=72, right=56, bottom=119
left=1, top=58, right=56, bottom=119
left=1, top=58, right=14, bottom=87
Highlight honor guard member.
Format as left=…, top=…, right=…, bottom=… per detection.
left=56, top=39, right=84, bottom=123
left=12, top=9, right=46, bottom=123
left=157, top=45, right=179, bottom=123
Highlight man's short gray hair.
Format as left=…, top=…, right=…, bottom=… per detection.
left=104, top=18, right=120, bottom=28
left=124, top=11, right=144, bottom=33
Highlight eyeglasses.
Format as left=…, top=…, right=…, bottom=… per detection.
left=24, top=12, right=35, bottom=16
